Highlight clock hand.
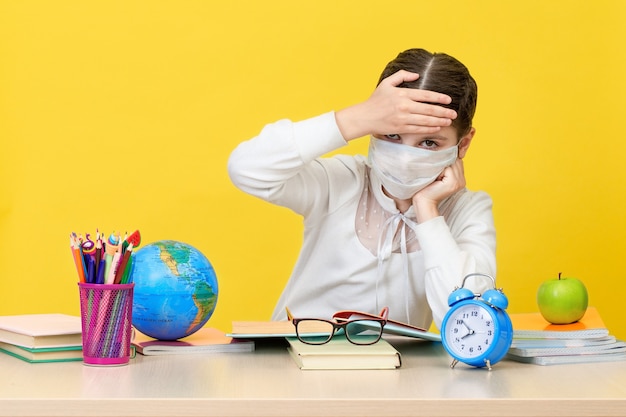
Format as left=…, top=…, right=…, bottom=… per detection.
left=461, top=329, right=475, bottom=339
left=460, top=320, right=475, bottom=339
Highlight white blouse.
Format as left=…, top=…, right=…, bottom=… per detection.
left=227, top=112, right=496, bottom=330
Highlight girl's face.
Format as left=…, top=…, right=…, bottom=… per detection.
left=373, top=126, right=475, bottom=158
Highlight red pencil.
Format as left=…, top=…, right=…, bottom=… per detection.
left=95, top=230, right=103, bottom=278
left=113, top=243, right=134, bottom=284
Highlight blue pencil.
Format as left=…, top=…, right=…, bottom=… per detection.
left=86, top=256, right=96, bottom=284
left=96, top=257, right=106, bottom=284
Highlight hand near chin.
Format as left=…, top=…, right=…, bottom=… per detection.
left=412, top=159, right=466, bottom=223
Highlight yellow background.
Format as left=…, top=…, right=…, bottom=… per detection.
left=1, top=1, right=625, bottom=339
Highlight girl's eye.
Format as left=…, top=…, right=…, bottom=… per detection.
left=420, top=140, right=438, bottom=149
left=384, top=134, right=401, bottom=140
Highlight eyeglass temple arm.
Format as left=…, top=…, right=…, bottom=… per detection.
left=285, top=307, right=294, bottom=321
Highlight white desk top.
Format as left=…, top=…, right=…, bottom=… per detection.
left=2, top=338, right=626, bottom=417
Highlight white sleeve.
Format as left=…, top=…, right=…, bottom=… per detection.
left=227, top=112, right=351, bottom=216
left=415, top=191, right=496, bottom=329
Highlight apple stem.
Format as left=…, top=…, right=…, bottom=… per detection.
left=558, top=272, right=562, bottom=280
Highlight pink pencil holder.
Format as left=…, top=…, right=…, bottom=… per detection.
left=78, top=282, right=134, bottom=366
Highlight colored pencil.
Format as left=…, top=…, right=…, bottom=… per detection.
left=113, top=243, right=133, bottom=284
left=70, top=234, right=87, bottom=283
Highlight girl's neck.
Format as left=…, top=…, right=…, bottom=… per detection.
left=383, top=188, right=412, bottom=213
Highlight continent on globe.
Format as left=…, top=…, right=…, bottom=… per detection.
left=131, top=240, right=218, bottom=340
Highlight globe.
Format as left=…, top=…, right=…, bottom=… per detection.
left=130, top=240, right=218, bottom=340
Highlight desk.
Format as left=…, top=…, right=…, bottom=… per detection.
left=2, top=338, right=625, bottom=417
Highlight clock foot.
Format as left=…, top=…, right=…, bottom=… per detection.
left=485, top=359, right=492, bottom=371
left=450, top=359, right=458, bottom=369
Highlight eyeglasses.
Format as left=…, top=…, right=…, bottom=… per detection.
left=286, top=307, right=388, bottom=345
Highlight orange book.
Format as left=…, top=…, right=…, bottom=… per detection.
left=132, top=327, right=254, bottom=355
left=511, top=307, right=609, bottom=339
left=229, top=320, right=296, bottom=338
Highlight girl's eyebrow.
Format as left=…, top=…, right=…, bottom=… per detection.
left=422, top=134, right=452, bottom=141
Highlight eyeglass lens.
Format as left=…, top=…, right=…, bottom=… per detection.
left=296, top=319, right=383, bottom=345
left=344, top=320, right=383, bottom=345
left=295, top=320, right=335, bottom=344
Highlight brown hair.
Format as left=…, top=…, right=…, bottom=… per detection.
left=378, top=48, right=477, bottom=137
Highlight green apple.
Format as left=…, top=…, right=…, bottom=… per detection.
left=537, top=273, right=588, bottom=324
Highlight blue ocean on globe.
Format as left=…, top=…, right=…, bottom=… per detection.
left=131, top=240, right=218, bottom=340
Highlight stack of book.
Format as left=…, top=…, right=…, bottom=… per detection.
left=507, top=307, right=626, bottom=365
left=0, top=314, right=83, bottom=363
left=228, top=309, right=442, bottom=370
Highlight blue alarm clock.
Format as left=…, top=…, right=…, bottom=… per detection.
left=440, top=273, right=513, bottom=370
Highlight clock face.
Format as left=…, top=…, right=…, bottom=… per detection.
left=443, top=302, right=496, bottom=359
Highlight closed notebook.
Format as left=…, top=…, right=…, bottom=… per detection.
left=508, top=339, right=626, bottom=357
left=0, top=341, right=83, bottom=363
left=286, top=336, right=401, bottom=370
left=133, top=327, right=255, bottom=355
left=508, top=351, right=626, bottom=366
left=0, top=314, right=82, bottom=349
left=510, top=335, right=617, bottom=349
left=510, top=307, right=608, bottom=339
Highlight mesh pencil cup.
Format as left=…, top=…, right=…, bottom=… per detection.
left=78, top=282, right=134, bottom=366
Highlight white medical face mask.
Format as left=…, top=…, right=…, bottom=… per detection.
left=368, top=137, right=458, bottom=200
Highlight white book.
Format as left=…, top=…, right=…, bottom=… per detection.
left=0, top=314, right=82, bottom=349
left=508, top=340, right=626, bottom=358
left=0, top=341, right=83, bottom=363
left=511, top=336, right=617, bottom=349
left=286, top=336, right=401, bottom=370
left=508, top=351, right=626, bottom=366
